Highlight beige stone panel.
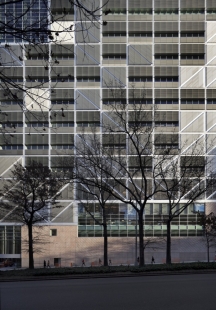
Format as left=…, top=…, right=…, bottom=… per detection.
left=25, top=88, right=50, bottom=111
left=207, top=67, right=216, bottom=86
left=181, top=134, right=204, bottom=154
left=207, top=112, right=216, bottom=131
left=181, top=112, right=202, bottom=131
left=207, top=58, right=216, bottom=66
left=51, top=203, right=74, bottom=223
left=0, top=157, right=22, bottom=177
left=207, top=22, right=216, bottom=42
left=180, top=66, right=204, bottom=88
left=181, top=114, right=204, bottom=133
left=180, top=67, right=204, bottom=88
left=21, top=223, right=215, bottom=267
left=207, top=45, right=216, bottom=65
left=51, top=22, right=74, bottom=44
left=21, top=225, right=77, bottom=268
left=207, top=80, right=216, bottom=88
left=206, top=134, right=216, bottom=154
left=181, top=67, right=200, bottom=83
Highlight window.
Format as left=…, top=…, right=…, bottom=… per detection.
left=50, top=229, right=57, bottom=236
left=129, top=121, right=152, bottom=127
left=103, top=145, right=126, bottom=150
left=207, top=10, right=216, bottom=14
left=77, top=77, right=100, bottom=82
left=129, top=32, right=152, bottom=37
left=155, top=99, right=178, bottom=104
left=155, top=54, right=178, bottom=60
left=128, top=9, right=152, bottom=15
left=155, top=9, right=178, bottom=15
left=129, top=99, right=152, bottom=104
left=181, top=9, right=204, bottom=14
left=181, top=54, right=205, bottom=60
left=155, top=144, right=178, bottom=149
left=155, top=32, right=178, bottom=37
left=181, top=32, right=204, bottom=37
left=103, top=32, right=126, bottom=37
left=129, top=77, right=152, bottom=82
left=0, top=101, right=20, bottom=105
left=155, top=77, right=178, bottom=82
left=77, top=122, right=100, bottom=127
left=103, top=100, right=126, bottom=105
left=181, top=99, right=204, bottom=104
left=26, top=77, right=49, bottom=83
left=207, top=100, right=216, bottom=104
left=51, top=77, right=74, bottom=82
left=27, top=145, right=49, bottom=150
left=52, top=144, right=74, bottom=149
left=103, top=8, right=126, bottom=15
left=52, top=54, right=74, bottom=60
left=103, top=54, right=126, bottom=59
left=155, top=122, right=179, bottom=127
left=28, top=55, right=49, bottom=60
left=1, top=122, right=23, bottom=128
left=1, top=145, right=23, bottom=150
left=52, top=122, right=74, bottom=127
left=51, top=100, right=74, bottom=105
left=27, top=123, right=49, bottom=127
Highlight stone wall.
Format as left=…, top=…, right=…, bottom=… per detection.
left=21, top=225, right=214, bottom=268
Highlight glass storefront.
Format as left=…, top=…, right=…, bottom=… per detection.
left=78, top=203, right=204, bottom=237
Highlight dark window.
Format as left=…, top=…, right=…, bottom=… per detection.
left=155, top=32, right=178, bottom=37
left=50, top=229, right=57, bottom=236
left=181, top=100, right=204, bottom=104
left=155, top=77, right=178, bottom=82
left=155, top=54, right=178, bottom=59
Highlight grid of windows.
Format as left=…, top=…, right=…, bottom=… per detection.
left=78, top=203, right=203, bottom=237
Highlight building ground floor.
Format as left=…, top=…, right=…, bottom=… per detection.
left=0, top=225, right=214, bottom=268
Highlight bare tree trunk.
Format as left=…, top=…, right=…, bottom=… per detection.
left=207, top=238, right=210, bottom=263
left=138, top=212, right=144, bottom=266
left=28, top=224, right=34, bottom=269
left=103, top=223, right=108, bottom=266
left=166, top=220, right=172, bottom=264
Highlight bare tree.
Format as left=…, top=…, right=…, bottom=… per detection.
left=155, top=140, right=216, bottom=264
left=0, top=161, right=63, bottom=269
left=75, top=86, right=216, bottom=267
left=75, top=93, right=175, bottom=267
left=75, top=130, right=121, bottom=266
left=197, top=212, right=216, bottom=262
left=0, top=0, right=109, bottom=136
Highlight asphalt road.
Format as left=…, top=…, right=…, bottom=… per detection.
left=1, top=274, right=216, bottom=310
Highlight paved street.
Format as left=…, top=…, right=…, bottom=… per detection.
left=1, top=274, right=216, bottom=310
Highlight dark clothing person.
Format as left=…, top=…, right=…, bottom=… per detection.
left=109, top=259, right=112, bottom=265
left=99, top=258, right=102, bottom=266
left=151, top=256, right=155, bottom=264
left=44, top=260, right=46, bottom=268
left=82, top=259, right=85, bottom=267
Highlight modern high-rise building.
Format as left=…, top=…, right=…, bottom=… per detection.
left=0, top=0, right=216, bottom=267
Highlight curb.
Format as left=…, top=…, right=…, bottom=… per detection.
left=1, top=269, right=216, bottom=282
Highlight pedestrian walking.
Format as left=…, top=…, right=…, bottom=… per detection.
left=44, top=260, right=46, bottom=268
left=99, top=258, right=102, bottom=266
left=82, top=259, right=85, bottom=267
left=151, top=256, right=155, bottom=264
left=47, top=260, right=50, bottom=268
left=137, top=257, right=140, bottom=264
left=109, top=259, right=112, bottom=265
